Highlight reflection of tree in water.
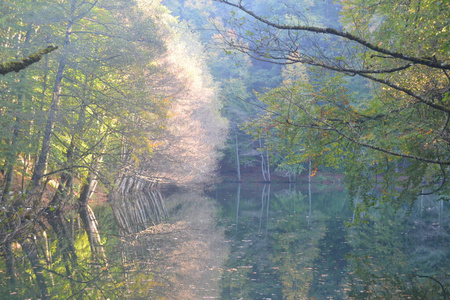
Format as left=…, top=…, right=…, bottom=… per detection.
left=219, top=183, right=450, bottom=299
left=308, top=218, right=352, bottom=299
left=344, top=198, right=450, bottom=299
left=219, top=184, right=330, bottom=299
left=269, top=189, right=327, bottom=300
left=0, top=209, right=120, bottom=299
left=221, top=184, right=281, bottom=299
left=1, top=176, right=227, bottom=299
left=0, top=175, right=115, bottom=299
left=117, top=191, right=228, bottom=299
left=108, top=175, right=168, bottom=235
left=0, top=174, right=163, bottom=299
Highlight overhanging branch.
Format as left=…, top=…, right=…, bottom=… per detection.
left=216, top=0, right=449, bottom=70
left=0, top=45, right=58, bottom=75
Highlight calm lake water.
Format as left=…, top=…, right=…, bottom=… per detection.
left=1, top=182, right=449, bottom=299
left=212, top=183, right=449, bottom=300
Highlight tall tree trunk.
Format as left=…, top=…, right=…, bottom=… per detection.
left=2, top=26, right=32, bottom=202
left=1, top=164, right=15, bottom=203
left=2, top=90, right=25, bottom=203
left=5, top=241, right=17, bottom=291
left=265, top=184, right=271, bottom=238
left=258, top=137, right=271, bottom=182
left=235, top=130, right=241, bottom=182
left=259, top=137, right=267, bottom=182
left=308, top=159, right=312, bottom=227
left=235, top=183, right=241, bottom=230
left=31, top=4, right=75, bottom=187
left=266, top=148, right=271, bottom=182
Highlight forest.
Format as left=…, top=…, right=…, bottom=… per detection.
left=0, top=0, right=448, bottom=298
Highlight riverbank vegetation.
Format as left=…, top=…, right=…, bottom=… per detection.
left=0, top=0, right=448, bottom=298
left=213, top=0, right=449, bottom=213
left=0, top=0, right=226, bottom=298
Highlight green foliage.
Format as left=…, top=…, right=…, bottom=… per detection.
left=222, top=0, right=450, bottom=211
left=341, top=0, right=449, bottom=59
left=0, top=0, right=169, bottom=194
left=0, top=0, right=226, bottom=295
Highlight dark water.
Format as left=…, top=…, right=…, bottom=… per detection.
left=1, top=182, right=449, bottom=299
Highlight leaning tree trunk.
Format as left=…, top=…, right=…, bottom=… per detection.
left=78, top=172, right=108, bottom=265
left=19, top=236, right=50, bottom=300
left=31, top=3, right=74, bottom=187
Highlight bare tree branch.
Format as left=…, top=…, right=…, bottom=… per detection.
left=215, top=0, right=449, bottom=70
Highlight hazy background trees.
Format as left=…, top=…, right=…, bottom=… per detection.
left=212, top=0, right=449, bottom=212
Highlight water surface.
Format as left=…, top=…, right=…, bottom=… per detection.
left=1, top=182, right=448, bottom=299
left=212, top=182, right=449, bottom=299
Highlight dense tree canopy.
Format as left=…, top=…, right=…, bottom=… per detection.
left=0, top=0, right=227, bottom=298
left=215, top=0, right=450, bottom=210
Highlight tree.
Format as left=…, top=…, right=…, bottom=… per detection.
left=1, top=0, right=227, bottom=297
left=0, top=4, right=170, bottom=294
left=214, top=0, right=450, bottom=208
left=139, top=7, right=228, bottom=187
